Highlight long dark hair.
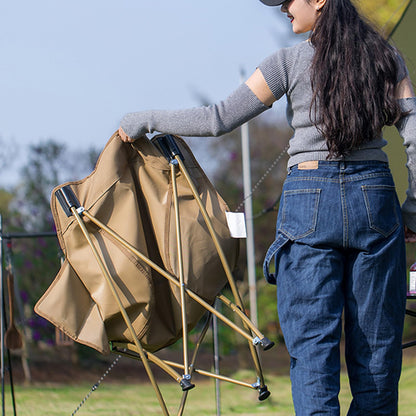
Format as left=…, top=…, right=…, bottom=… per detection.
left=310, top=0, right=403, bottom=158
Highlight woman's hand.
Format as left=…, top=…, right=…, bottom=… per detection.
left=405, top=226, right=416, bottom=243
left=118, top=127, right=135, bottom=143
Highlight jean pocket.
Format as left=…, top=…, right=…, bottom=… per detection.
left=279, top=189, right=321, bottom=240
left=361, top=185, right=399, bottom=237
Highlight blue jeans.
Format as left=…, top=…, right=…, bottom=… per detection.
left=263, top=161, right=406, bottom=415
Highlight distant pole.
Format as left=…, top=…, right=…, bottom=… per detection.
left=240, top=69, right=258, bottom=328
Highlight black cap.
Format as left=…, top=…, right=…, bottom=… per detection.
left=259, top=0, right=286, bottom=5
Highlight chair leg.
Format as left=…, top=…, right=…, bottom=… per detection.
left=70, top=207, right=170, bottom=416
left=175, top=155, right=273, bottom=397
left=171, top=161, right=192, bottom=388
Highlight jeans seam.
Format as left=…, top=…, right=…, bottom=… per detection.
left=341, top=175, right=348, bottom=247
left=285, top=172, right=391, bottom=184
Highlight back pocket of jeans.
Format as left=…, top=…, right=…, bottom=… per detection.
left=361, top=185, right=399, bottom=237
left=279, top=189, right=321, bottom=240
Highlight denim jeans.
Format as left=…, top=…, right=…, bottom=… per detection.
left=263, top=161, right=406, bottom=415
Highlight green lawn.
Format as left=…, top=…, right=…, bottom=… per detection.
left=4, top=352, right=416, bottom=416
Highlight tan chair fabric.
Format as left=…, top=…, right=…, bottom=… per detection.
left=35, top=133, right=239, bottom=354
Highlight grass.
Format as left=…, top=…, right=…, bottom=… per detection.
left=4, top=350, right=416, bottom=416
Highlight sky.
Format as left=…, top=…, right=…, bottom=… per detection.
left=0, top=0, right=297, bottom=187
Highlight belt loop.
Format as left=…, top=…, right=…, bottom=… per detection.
left=340, top=161, right=346, bottom=170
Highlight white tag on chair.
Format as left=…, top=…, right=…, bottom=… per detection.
left=226, top=212, right=247, bottom=238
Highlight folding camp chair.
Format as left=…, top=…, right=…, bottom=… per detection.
left=35, top=132, right=274, bottom=415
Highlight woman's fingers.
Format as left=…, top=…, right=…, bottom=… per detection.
left=118, top=127, right=134, bottom=142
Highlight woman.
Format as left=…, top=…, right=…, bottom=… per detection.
left=119, top=0, right=416, bottom=414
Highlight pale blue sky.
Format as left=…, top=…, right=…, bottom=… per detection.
left=0, top=0, right=296, bottom=186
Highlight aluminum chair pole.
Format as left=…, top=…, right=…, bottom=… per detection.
left=82, top=210, right=259, bottom=343
left=70, top=207, right=170, bottom=416
left=173, top=155, right=268, bottom=389
left=170, top=161, right=190, bottom=380
left=173, top=156, right=269, bottom=343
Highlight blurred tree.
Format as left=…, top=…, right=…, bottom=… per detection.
left=2, top=139, right=100, bottom=350
left=0, top=135, right=17, bottom=172
left=11, top=140, right=99, bottom=231
left=14, top=140, right=65, bottom=231
left=0, top=188, right=14, bottom=217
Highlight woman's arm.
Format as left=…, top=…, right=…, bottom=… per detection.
left=396, top=76, right=415, bottom=99
left=118, top=71, right=274, bottom=142
left=395, top=76, right=416, bottom=242
left=245, top=68, right=277, bottom=107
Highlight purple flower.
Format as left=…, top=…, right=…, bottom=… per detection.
left=23, top=260, right=33, bottom=270
left=20, top=291, right=29, bottom=303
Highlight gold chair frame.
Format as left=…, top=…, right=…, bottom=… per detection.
left=54, top=134, right=274, bottom=415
